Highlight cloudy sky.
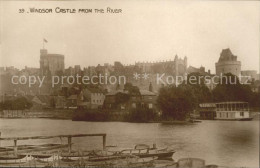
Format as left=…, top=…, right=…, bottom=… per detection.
left=0, top=0, right=259, bottom=73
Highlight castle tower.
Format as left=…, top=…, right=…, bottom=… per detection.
left=215, top=48, right=241, bottom=77
left=40, top=48, right=65, bottom=76
left=40, top=49, right=48, bottom=55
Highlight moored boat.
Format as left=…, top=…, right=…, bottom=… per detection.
left=114, top=144, right=175, bottom=160
left=0, top=143, right=69, bottom=156
left=0, top=154, right=29, bottom=164
left=60, top=150, right=91, bottom=161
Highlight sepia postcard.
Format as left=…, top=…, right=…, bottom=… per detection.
left=0, top=0, right=259, bottom=167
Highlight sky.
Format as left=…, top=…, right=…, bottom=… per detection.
left=0, top=0, right=259, bottom=74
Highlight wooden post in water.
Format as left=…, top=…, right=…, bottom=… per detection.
left=68, top=136, right=72, bottom=153
left=14, top=139, right=17, bottom=156
left=102, top=134, right=106, bottom=150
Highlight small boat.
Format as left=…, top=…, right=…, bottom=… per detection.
left=189, top=119, right=202, bottom=123
left=88, top=151, right=136, bottom=162
left=31, top=154, right=53, bottom=159
left=160, top=120, right=196, bottom=125
left=117, top=144, right=175, bottom=160
left=61, top=151, right=91, bottom=161
left=31, top=154, right=59, bottom=163
left=236, top=118, right=253, bottom=121
left=0, top=143, right=68, bottom=155
left=0, top=154, right=29, bottom=164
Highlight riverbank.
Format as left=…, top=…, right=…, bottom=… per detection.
left=0, top=109, right=73, bottom=119
left=1, top=109, right=259, bottom=122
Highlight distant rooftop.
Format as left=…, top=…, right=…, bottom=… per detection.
left=218, top=48, right=238, bottom=62
left=106, top=90, right=128, bottom=96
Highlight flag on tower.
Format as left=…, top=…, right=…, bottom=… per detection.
left=43, top=38, right=48, bottom=43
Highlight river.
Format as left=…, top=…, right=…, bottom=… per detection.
left=0, top=119, right=259, bottom=167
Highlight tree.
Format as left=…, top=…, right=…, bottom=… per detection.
left=157, top=85, right=195, bottom=120
left=0, top=97, right=32, bottom=110
left=124, top=83, right=141, bottom=96
left=185, top=72, right=213, bottom=104
left=212, top=73, right=253, bottom=103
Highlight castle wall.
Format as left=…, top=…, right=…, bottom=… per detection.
left=215, top=61, right=241, bottom=77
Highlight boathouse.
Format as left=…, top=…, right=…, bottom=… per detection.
left=199, top=103, right=216, bottom=120
left=215, top=102, right=251, bottom=120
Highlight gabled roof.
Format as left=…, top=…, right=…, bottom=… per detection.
left=31, top=95, right=49, bottom=105
left=24, top=95, right=34, bottom=101
left=139, top=90, right=156, bottom=96
left=36, top=95, right=50, bottom=104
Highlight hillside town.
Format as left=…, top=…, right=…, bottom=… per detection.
left=0, top=47, right=259, bottom=120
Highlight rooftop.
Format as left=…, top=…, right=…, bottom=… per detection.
left=218, top=48, right=238, bottom=62
left=139, top=90, right=156, bottom=96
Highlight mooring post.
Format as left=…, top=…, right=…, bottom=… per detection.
left=68, top=136, right=72, bottom=153
left=14, top=139, right=17, bottom=156
left=102, top=134, right=106, bottom=150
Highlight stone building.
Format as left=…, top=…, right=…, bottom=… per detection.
left=134, top=55, right=187, bottom=76
left=83, top=88, right=105, bottom=109
left=241, top=70, right=258, bottom=81
left=40, top=49, right=65, bottom=76
left=215, top=48, right=241, bottom=77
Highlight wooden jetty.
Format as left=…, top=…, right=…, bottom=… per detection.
left=0, top=133, right=107, bottom=155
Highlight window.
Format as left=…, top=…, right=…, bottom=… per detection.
left=132, top=103, right=136, bottom=108
left=148, top=103, right=153, bottom=109
left=226, top=113, right=228, bottom=118
left=240, top=112, right=244, bottom=117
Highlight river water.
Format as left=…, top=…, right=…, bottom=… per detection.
left=0, top=119, right=259, bottom=167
